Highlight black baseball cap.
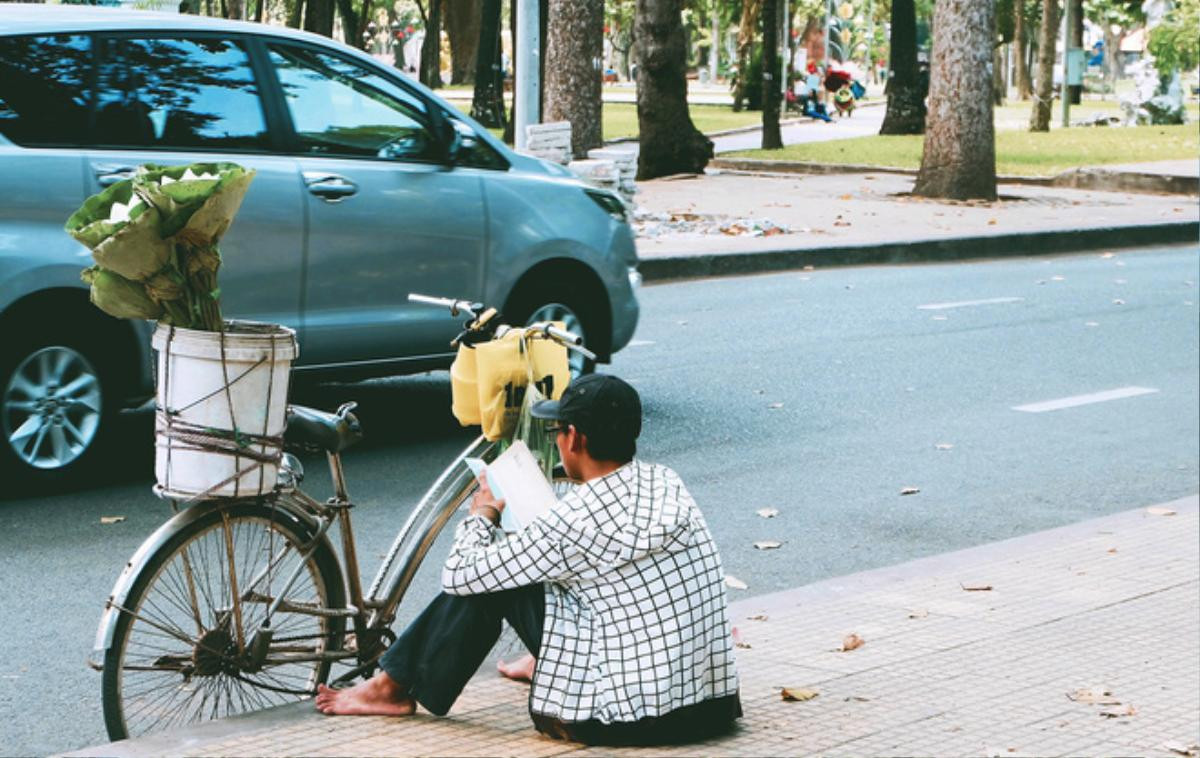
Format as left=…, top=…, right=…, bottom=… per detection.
left=530, top=373, right=642, bottom=442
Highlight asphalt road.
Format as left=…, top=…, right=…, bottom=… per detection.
left=2, top=245, right=1197, bottom=756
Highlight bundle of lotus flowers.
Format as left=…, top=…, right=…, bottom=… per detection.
left=65, top=162, right=255, bottom=332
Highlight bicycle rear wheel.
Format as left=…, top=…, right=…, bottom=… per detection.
left=101, top=500, right=346, bottom=740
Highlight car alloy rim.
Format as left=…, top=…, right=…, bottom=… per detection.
left=527, top=302, right=586, bottom=376
left=2, top=346, right=103, bottom=469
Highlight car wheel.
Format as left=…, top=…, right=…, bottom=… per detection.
left=508, top=288, right=597, bottom=378
left=0, top=330, right=115, bottom=485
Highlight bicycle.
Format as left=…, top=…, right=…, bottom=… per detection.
left=91, top=294, right=593, bottom=740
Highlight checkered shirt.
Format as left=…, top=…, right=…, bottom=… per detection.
left=442, top=459, right=739, bottom=724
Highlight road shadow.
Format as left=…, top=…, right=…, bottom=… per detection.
left=2, top=373, right=464, bottom=502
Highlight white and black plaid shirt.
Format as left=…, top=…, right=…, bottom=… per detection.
left=442, top=459, right=739, bottom=724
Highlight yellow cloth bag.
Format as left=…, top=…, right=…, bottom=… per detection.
left=473, top=328, right=569, bottom=441
left=449, top=343, right=480, bottom=425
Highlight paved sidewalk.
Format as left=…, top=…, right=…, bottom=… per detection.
left=67, top=495, right=1199, bottom=757
left=631, top=167, right=1199, bottom=282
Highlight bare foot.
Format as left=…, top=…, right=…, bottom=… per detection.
left=314, top=672, right=416, bottom=716
left=497, top=652, right=536, bottom=683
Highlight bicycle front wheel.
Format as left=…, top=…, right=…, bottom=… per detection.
left=101, top=500, right=346, bottom=740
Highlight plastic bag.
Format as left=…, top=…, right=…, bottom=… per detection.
left=473, top=327, right=568, bottom=441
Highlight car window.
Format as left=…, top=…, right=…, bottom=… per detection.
left=268, top=43, right=437, bottom=162
left=0, top=34, right=91, bottom=147
left=94, top=36, right=268, bottom=151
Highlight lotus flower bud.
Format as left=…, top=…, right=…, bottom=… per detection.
left=82, top=266, right=163, bottom=320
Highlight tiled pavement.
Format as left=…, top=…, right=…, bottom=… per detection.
left=66, top=494, right=1199, bottom=757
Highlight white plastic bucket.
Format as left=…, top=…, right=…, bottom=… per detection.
left=152, top=321, right=298, bottom=499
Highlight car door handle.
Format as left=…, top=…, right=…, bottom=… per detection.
left=93, top=163, right=137, bottom=187
left=303, top=172, right=358, bottom=201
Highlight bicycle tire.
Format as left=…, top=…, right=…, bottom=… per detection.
left=101, top=500, right=347, bottom=740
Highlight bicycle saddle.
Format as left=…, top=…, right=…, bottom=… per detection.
left=285, top=402, right=362, bottom=453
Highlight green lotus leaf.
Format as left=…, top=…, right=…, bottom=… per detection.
left=134, top=163, right=255, bottom=242
left=90, top=203, right=173, bottom=282
left=65, top=179, right=143, bottom=249
left=82, top=266, right=163, bottom=320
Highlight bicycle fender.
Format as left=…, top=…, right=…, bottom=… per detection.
left=89, top=498, right=331, bottom=669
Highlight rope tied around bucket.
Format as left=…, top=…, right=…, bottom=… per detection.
left=156, top=321, right=291, bottom=503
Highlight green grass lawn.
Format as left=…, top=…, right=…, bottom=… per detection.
left=727, top=123, right=1199, bottom=177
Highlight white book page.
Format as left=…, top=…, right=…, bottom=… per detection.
left=465, top=440, right=557, bottom=531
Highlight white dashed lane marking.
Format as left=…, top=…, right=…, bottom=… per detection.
left=917, top=297, right=1025, bottom=310
left=1013, top=386, right=1160, bottom=413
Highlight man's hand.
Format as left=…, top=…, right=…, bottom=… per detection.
left=470, top=472, right=505, bottom=526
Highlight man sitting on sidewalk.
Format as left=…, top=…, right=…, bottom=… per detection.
left=316, top=374, right=742, bottom=746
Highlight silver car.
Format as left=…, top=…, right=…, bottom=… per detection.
left=0, top=6, right=640, bottom=485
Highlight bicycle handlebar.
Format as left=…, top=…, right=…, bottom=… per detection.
left=408, top=293, right=596, bottom=361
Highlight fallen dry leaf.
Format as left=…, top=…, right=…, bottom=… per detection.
left=756, top=507, right=779, bottom=519
left=838, top=194, right=852, bottom=201
left=1107, top=548, right=1118, bottom=554
left=731, top=627, right=751, bottom=649
left=900, top=487, right=920, bottom=496
left=1147, top=506, right=1177, bottom=516
left=725, top=576, right=749, bottom=590
left=1067, top=686, right=1121, bottom=705
left=1161, top=741, right=1200, bottom=756
left=747, top=613, right=769, bottom=622
left=100, top=516, right=126, bottom=525
left=767, top=402, right=784, bottom=409
left=840, top=633, right=865, bottom=652
left=987, top=218, right=997, bottom=225
left=844, top=695, right=871, bottom=702
left=1100, top=704, right=1137, bottom=719
left=908, top=609, right=929, bottom=619
left=754, top=540, right=783, bottom=551
left=961, top=583, right=993, bottom=592
left=780, top=687, right=819, bottom=702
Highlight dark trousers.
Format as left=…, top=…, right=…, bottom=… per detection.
left=378, top=586, right=743, bottom=745
left=378, top=585, right=545, bottom=717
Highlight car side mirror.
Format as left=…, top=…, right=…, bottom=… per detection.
left=440, top=118, right=463, bottom=165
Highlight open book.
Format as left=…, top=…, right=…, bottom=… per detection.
left=465, top=440, right=558, bottom=532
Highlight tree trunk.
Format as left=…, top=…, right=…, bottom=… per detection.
left=913, top=0, right=997, bottom=201
left=503, top=0, right=517, bottom=144
left=226, top=0, right=243, bottom=19
left=1068, top=0, right=1083, bottom=104
left=420, top=0, right=443, bottom=89
left=334, top=0, right=360, bottom=48
left=304, top=0, right=334, bottom=37
left=254, top=0, right=264, bottom=23
left=880, top=0, right=925, bottom=134
left=446, top=0, right=482, bottom=85
left=1030, top=0, right=1058, bottom=131
left=1103, top=24, right=1121, bottom=92
left=545, top=0, right=604, bottom=159
left=1014, top=0, right=1033, bottom=98
left=993, top=46, right=1006, bottom=105
left=635, top=0, right=713, bottom=179
left=288, top=0, right=303, bottom=28
left=761, top=0, right=782, bottom=148
left=472, top=0, right=507, bottom=127
left=733, top=0, right=763, bottom=111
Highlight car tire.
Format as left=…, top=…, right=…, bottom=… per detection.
left=0, top=324, right=119, bottom=488
left=505, top=283, right=598, bottom=378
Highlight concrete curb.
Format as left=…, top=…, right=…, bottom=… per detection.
left=709, top=157, right=1200, bottom=195
left=637, top=222, right=1200, bottom=283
